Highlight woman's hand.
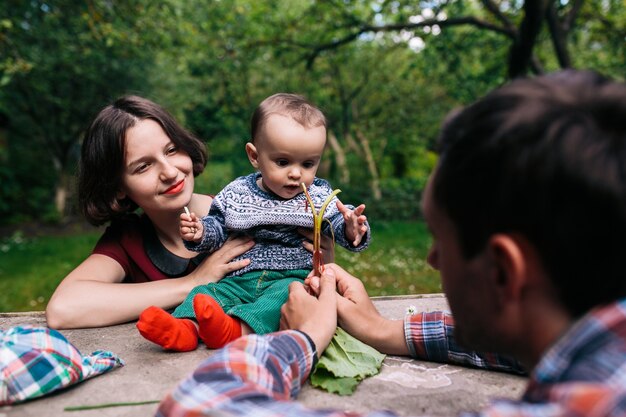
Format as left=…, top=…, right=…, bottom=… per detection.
left=46, top=237, right=253, bottom=329
left=298, top=228, right=335, bottom=264
left=184, top=236, right=254, bottom=290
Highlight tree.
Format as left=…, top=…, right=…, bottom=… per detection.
left=0, top=0, right=166, bottom=219
left=0, top=0, right=621, bottom=224
left=267, top=0, right=622, bottom=80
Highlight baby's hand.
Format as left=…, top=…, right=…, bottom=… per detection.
left=336, top=200, right=368, bottom=247
left=180, top=207, right=203, bottom=242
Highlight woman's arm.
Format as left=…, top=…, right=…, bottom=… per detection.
left=46, top=236, right=254, bottom=329
left=46, top=254, right=200, bottom=329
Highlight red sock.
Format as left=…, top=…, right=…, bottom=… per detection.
left=193, top=294, right=242, bottom=348
left=136, top=306, right=199, bottom=352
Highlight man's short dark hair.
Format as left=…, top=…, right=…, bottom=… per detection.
left=433, top=70, right=626, bottom=317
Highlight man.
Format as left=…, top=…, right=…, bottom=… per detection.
left=157, top=70, right=626, bottom=416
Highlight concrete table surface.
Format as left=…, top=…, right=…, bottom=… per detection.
left=1, top=294, right=527, bottom=417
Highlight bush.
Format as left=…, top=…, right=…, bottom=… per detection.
left=338, top=177, right=424, bottom=222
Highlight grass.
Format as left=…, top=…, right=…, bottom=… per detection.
left=336, top=221, right=441, bottom=296
left=0, top=231, right=101, bottom=312
left=0, top=221, right=440, bottom=312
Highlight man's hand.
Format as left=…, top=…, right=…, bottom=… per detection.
left=306, top=263, right=409, bottom=356
left=337, top=200, right=368, bottom=246
left=305, top=263, right=378, bottom=329
left=280, top=269, right=338, bottom=357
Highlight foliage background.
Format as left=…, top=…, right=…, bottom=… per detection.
left=0, top=1, right=623, bottom=311
left=1, top=0, right=623, bottom=225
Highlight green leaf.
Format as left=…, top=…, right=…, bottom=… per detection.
left=311, top=327, right=385, bottom=395
left=310, top=367, right=360, bottom=396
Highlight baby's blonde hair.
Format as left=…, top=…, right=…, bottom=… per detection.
left=250, top=93, right=326, bottom=143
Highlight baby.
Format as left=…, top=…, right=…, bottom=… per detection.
left=137, top=93, right=370, bottom=351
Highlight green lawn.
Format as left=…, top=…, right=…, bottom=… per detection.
left=0, top=231, right=101, bottom=312
left=0, top=221, right=440, bottom=312
left=335, top=221, right=441, bottom=296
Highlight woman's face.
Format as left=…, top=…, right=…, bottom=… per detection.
left=118, top=119, right=194, bottom=216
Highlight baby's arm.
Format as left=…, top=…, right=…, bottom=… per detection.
left=336, top=200, right=368, bottom=247
left=180, top=208, right=204, bottom=243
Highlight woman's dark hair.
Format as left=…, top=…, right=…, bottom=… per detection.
left=433, top=70, right=626, bottom=317
left=78, top=95, right=207, bottom=226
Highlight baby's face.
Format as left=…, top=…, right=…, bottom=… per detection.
left=251, top=114, right=326, bottom=199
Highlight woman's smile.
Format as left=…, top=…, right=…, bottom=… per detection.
left=163, top=178, right=185, bottom=195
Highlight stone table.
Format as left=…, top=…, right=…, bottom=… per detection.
left=0, top=294, right=526, bottom=417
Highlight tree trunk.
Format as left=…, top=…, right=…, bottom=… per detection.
left=354, top=128, right=382, bottom=201
left=327, top=130, right=350, bottom=184
left=508, top=0, right=550, bottom=78
left=54, top=169, right=71, bottom=219
left=545, top=2, right=571, bottom=68
left=344, top=131, right=363, bottom=158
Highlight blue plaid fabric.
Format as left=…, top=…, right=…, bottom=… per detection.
left=0, top=325, right=124, bottom=405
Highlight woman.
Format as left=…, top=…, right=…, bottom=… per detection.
left=46, top=95, right=326, bottom=329
left=45, top=96, right=254, bottom=329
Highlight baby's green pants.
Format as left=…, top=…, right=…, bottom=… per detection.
left=171, top=269, right=308, bottom=335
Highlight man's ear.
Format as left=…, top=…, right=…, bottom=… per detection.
left=116, top=190, right=126, bottom=200
left=486, top=234, right=529, bottom=304
left=245, top=142, right=259, bottom=169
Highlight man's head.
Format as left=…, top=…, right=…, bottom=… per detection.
left=428, top=70, right=626, bottom=323
left=246, top=93, right=327, bottom=199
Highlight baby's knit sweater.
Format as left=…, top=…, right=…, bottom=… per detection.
left=185, top=172, right=370, bottom=276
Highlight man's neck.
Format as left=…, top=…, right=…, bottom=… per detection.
left=518, top=294, right=573, bottom=369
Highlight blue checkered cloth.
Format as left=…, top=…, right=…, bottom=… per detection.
left=0, top=325, right=124, bottom=405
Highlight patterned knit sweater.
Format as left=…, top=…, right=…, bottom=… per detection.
left=185, top=172, right=370, bottom=276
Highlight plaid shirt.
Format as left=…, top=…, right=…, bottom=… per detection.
left=0, top=325, right=124, bottom=405
left=158, top=298, right=626, bottom=417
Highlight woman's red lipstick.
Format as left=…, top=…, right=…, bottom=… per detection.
left=163, top=179, right=185, bottom=195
